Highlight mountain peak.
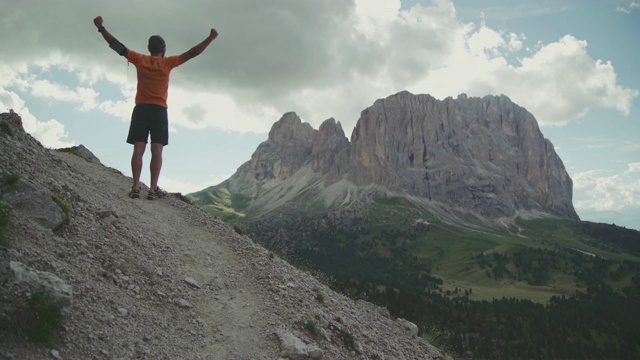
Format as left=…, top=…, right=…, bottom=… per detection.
left=267, top=111, right=314, bottom=144
left=224, top=91, right=578, bottom=221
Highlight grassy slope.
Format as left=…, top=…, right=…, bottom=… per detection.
left=193, top=189, right=640, bottom=304
left=189, top=185, right=250, bottom=221
left=409, top=216, right=640, bottom=303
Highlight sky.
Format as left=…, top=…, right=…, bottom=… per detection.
left=0, top=0, right=638, bottom=230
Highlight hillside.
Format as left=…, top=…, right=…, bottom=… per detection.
left=0, top=111, right=447, bottom=359
left=190, top=93, right=640, bottom=358
left=190, top=91, right=615, bottom=306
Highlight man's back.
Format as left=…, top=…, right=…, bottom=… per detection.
left=127, top=51, right=181, bottom=108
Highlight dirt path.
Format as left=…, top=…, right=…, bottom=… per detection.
left=57, top=150, right=280, bottom=358
left=1, top=141, right=279, bottom=358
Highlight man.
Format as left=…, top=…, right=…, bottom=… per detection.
left=93, top=16, right=218, bottom=200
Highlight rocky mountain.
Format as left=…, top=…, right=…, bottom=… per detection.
left=0, top=111, right=447, bottom=359
left=201, top=91, right=577, bottom=223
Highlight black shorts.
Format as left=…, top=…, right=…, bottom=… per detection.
left=126, top=104, right=169, bottom=145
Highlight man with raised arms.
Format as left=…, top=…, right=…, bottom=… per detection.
left=93, top=16, right=218, bottom=200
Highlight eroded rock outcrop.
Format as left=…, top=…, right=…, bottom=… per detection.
left=346, top=92, right=576, bottom=219
left=1, top=178, right=67, bottom=230
left=222, top=91, right=577, bottom=220
left=8, top=261, right=73, bottom=314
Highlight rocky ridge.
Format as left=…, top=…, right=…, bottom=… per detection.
left=223, top=91, right=577, bottom=222
left=0, top=111, right=447, bottom=359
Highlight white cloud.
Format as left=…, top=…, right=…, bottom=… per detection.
left=573, top=163, right=640, bottom=212
left=97, top=99, right=133, bottom=121
left=467, top=25, right=505, bottom=57
left=624, top=162, right=640, bottom=175
left=28, top=79, right=98, bottom=111
left=0, top=0, right=637, bottom=134
left=355, top=0, right=400, bottom=24
left=159, top=173, right=231, bottom=194
left=167, top=86, right=280, bottom=133
left=456, top=2, right=571, bottom=21
left=420, top=32, right=638, bottom=125
left=507, top=32, right=525, bottom=52
left=159, top=176, right=209, bottom=194
left=514, top=36, right=637, bottom=121
left=3, top=57, right=102, bottom=113
left=616, top=1, right=640, bottom=13
left=348, top=2, right=637, bottom=127
left=0, top=86, right=74, bottom=148
left=30, top=118, right=76, bottom=149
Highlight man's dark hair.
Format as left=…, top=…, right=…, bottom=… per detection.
left=148, top=35, right=166, bottom=55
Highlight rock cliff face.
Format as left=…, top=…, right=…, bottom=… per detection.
left=224, top=91, right=578, bottom=220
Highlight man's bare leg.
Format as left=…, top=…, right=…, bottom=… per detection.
left=131, top=142, right=146, bottom=189
left=150, top=142, right=164, bottom=191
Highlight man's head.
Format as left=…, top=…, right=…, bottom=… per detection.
left=148, top=35, right=166, bottom=56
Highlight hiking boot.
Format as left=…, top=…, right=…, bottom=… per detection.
left=128, top=186, right=140, bottom=199
left=147, top=186, right=168, bottom=200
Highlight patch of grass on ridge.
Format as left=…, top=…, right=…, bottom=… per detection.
left=0, top=201, right=12, bottom=247
left=304, top=320, right=321, bottom=339
left=2, top=173, right=20, bottom=185
left=193, top=187, right=247, bottom=220
left=23, top=292, right=64, bottom=344
left=0, top=291, right=65, bottom=345
left=50, top=195, right=70, bottom=215
left=175, top=192, right=194, bottom=205
left=337, top=328, right=358, bottom=353
left=0, top=121, right=14, bottom=136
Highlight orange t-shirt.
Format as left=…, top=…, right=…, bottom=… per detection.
left=127, top=50, right=181, bottom=108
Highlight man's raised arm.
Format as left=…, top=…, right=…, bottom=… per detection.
left=178, top=29, right=218, bottom=65
left=93, top=16, right=128, bottom=57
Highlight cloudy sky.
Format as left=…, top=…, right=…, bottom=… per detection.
left=1, top=0, right=638, bottom=230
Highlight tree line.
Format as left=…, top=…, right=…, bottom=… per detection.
left=245, top=211, right=640, bottom=358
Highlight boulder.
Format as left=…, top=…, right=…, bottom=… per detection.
left=9, top=261, right=73, bottom=314
left=276, top=329, right=323, bottom=359
left=0, top=110, right=25, bottom=134
left=1, top=178, right=67, bottom=230
left=58, top=144, right=102, bottom=164
left=396, top=318, right=419, bottom=338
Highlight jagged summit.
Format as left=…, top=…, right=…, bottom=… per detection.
left=219, top=91, right=577, bottom=222
left=0, top=111, right=447, bottom=359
